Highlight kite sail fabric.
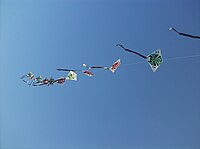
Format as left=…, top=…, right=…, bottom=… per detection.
left=34, top=76, right=43, bottom=83
left=32, top=77, right=56, bottom=86
left=32, top=76, right=43, bottom=86
left=20, top=72, right=34, bottom=80
left=54, top=77, right=66, bottom=84
left=109, top=59, right=121, bottom=73
left=117, top=44, right=163, bottom=72
left=66, top=71, right=77, bottom=81
left=48, top=77, right=56, bottom=85
left=147, top=49, right=163, bottom=72
left=20, top=72, right=35, bottom=85
left=169, top=27, right=200, bottom=39
left=82, top=70, right=94, bottom=77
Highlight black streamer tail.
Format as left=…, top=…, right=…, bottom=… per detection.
left=90, top=66, right=109, bottom=70
left=116, top=44, right=147, bottom=59
left=57, top=68, right=82, bottom=72
left=170, top=27, right=200, bottom=39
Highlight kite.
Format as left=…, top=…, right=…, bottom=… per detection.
left=54, top=77, right=66, bottom=84
left=82, top=70, right=94, bottom=77
left=32, top=77, right=55, bottom=86
left=32, top=72, right=78, bottom=86
left=116, top=44, right=163, bottom=72
left=169, top=27, right=200, bottom=39
left=109, top=59, right=121, bottom=73
left=32, top=75, right=43, bottom=86
left=20, top=72, right=35, bottom=85
left=147, top=49, right=163, bottom=72
left=66, top=71, right=78, bottom=81
left=32, top=76, right=68, bottom=86
left=33, top=76, right=43, bottom=85
left=20, top=72, right=34, bottom=80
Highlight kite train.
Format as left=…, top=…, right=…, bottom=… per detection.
left=20, top=71, right=77, bottom=86
left=20, top=45, right=165, bottom=87
left=116, top=44, right=163, bottom=72
left=169, top=27, right=200, bottom=39
left=21, top=59, right=121, bottom=86
left=20, top=26, right=200, bottom=87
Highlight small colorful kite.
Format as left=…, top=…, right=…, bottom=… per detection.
left=32, top=77, right=55, bottom=86
left=169, top=27, right=200, bottom=39
left=117, top=44, right=163, bottom=72
left=54, top=77, right=66, bottom=84
left=20, top=72, right=34, bottom=80
left=32, top=76, right=43, bottom=86
left=109, top=59, right=121, bottom=73
left=147, top=49, right=163, bottom=72
left=32, top=76, right=69, bottom=86
left=20, top=72, right=35, bottom=85
left=33, top=76, right=43, bottom=85
left=82, top=70, right=94, bottom=77
left=66, top=71, right=78, bottom=81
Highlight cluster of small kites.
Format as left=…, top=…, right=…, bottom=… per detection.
left=20, top=27, right=200, bottom=87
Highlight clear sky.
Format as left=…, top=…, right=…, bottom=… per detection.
left=0, top=0, right=200, bottom=149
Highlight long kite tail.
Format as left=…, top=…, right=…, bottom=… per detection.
left=20, top=74, right=28, bottom=79
left=57, top=68, right=82, bottom=72
left=83, top=64, right=109, bottom=70
left=169, top=27, right=200, bottom=39
left=22, top=79, right=33, bottom=86
left=116, top=44, right=147, bottom=59
left=32, top=83, right=48, bottom=87
left=91, top=66, right=109, bottom=69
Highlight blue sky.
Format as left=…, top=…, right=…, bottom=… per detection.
left=0, top=0, right=200, bottom=149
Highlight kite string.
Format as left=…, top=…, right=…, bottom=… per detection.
left=93, top=54, right=200, bottom=72
left=119, top=54, right=200, bottom=67
left=163, top=54, right=200, bottom=61
left=57, top=53, right=200, bottom=74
